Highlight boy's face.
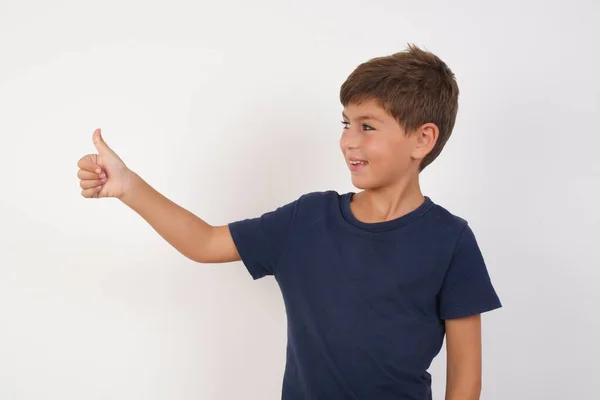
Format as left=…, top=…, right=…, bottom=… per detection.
left=340, top=99, right=425, bottom=190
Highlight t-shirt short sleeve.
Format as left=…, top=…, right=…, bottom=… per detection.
left=228, top=197, right=299, bottom=280
left=439, top=223, right=502, bottom=319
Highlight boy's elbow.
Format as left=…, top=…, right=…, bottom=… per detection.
left=190, top=225, right=241, bottom=264
left=187, top=252, right=207, bottom=264
left=445, top=368, right=481, bottom=400
left=445, top=386, right=481, bottom=400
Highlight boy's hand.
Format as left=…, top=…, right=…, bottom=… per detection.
left=77, top=128, right=134, bottom=199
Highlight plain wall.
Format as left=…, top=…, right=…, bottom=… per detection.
left=1, top=0, right=599, bottom=398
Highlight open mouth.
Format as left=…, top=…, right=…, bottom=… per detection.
left=349, top=160, right=368, bottom=171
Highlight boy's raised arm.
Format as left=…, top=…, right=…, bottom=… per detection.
left=120, top=173, right=241, bottom=263
left=77, top=129, right=241, bottom=264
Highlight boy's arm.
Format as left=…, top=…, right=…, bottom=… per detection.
left=121, top=172, right=241, bottom=264
left=444, top=314, right=482, bottom=400
left=78, top=129, right=240, bottom=264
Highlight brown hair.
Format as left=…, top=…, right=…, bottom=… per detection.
left=339, top=43, right=459, bottom=171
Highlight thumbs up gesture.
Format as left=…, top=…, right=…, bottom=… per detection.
left=77, top=129, right=134, bottom=199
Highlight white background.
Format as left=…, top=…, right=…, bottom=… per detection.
left=1, top=0, right=599, bottom=399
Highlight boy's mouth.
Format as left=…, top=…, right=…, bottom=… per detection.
left=349, top=160, right=368, bottom=172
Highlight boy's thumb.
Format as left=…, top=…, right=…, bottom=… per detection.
left=92, top=129, right=115, bottom=156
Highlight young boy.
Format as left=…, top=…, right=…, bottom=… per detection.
left=77, top=44, right=501, bottom=400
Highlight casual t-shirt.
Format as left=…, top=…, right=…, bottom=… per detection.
left=228, top=190, right=502, bottom=400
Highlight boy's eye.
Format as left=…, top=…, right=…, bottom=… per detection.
left=340, top=121, right=374, bottom=131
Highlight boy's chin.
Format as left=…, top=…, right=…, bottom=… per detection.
left=350, top=176, right=379, bottom=190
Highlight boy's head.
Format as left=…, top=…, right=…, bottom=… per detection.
left=339, top=44, right=459, bottom=190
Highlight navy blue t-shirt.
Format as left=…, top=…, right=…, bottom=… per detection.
left=229, top=191, right=501, bottom=400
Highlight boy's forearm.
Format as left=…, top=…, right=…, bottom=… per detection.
left=120, top=172, right=212, bottom=262
left=445, top=371, right=481, bottom=400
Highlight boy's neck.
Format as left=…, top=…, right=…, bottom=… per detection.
left=351, top=173, right=425, bottom=224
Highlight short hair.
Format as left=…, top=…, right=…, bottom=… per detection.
left=340, top=44, right=459, bottom=171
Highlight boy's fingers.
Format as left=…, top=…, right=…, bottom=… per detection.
left=81, top=186, right=102, bottom=198
left=92, top=129, right=116, bottom=157
left=80, top=179, right=104, bottom=190
left=77, top=156, right=101, bottom=173
left=78, top=169, right=101, bottom=180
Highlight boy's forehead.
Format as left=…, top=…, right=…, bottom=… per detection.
left=343, top=100, right=390, bottom=121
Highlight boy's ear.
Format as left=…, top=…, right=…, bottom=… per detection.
left=411, top=123, right=439, bottom=161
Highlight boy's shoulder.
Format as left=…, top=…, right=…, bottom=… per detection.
left=425, top=198, right=470, bottom=231
left=296, top=189, right=339, bottom=201
left=287, top=189, right=340, bottom=211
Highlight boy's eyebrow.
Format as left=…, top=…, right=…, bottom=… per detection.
left=342, top=112, right=384, bottom=123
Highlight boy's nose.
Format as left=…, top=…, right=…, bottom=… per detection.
left=341, top=132, right=361, bottom=150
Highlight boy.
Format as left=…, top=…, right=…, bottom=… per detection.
left=77, top=44, right=501, bottom=399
